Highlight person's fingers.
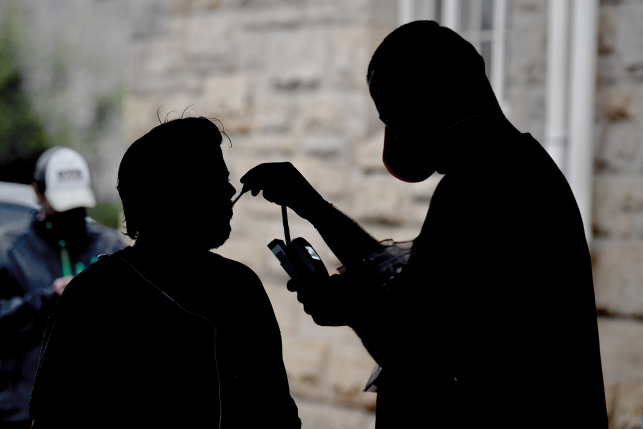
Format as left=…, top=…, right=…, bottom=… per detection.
left=296, top=290, right=308, bottom=305
left=263, top=190, right=274, bottom=203
left=287, top=279, right=302, bottom=292
left=239, top=163, right=263, bottom=184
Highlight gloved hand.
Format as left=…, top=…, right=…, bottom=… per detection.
left=287, top=273, right=369, bottom=327
left=240, top=162, right=327, bottom=221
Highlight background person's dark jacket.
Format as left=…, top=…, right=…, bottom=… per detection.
left=29, top=245, right=301, bottom=428
left=354, top=120, right=607, bottom=428
left=0, top=214, right=125, bottom=423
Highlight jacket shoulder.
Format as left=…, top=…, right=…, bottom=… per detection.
left=61, top=250, right=128, bottom=299
left=86, top=223, right=128, bottom=252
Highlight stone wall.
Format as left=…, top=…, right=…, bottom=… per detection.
left=593, top=0, right=643, bottom=427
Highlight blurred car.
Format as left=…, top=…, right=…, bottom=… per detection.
left=0, top=181, right=39, bottom=228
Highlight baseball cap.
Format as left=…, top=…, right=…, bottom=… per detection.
left=34, top=147, right=96, bottom=212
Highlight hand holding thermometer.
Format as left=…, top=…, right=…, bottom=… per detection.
left=231, top=184, right=250, bottom=207
left=232, top=182, right=328, bottom=279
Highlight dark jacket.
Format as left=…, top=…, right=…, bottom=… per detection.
left=350, top=119, right=607, bottom=427
left=29, top=244, right=301, bottom=428
left=0, top=214, right=125, bottom=423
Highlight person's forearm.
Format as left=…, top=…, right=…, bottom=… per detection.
left=305, top=202, right=382, bottom=268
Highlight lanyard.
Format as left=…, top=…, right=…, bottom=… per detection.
left=281, top=206, right=291, bottom=244
left=59, top=239, right=96, bottom=276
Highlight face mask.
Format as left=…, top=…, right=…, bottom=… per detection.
left=382, top=126, right=436, bottom=183
left=41, top=208, right=88, bottom=245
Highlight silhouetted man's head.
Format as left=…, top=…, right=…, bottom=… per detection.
left=117, top=117, right=236, bottom=251
left=368, top=21, right=502, bottom=181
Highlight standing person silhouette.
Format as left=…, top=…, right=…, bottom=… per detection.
left=29, top=117, right=301, bottom=428
left=0, top=147, right=125, bottom=429
left=240, top=21, right=607, bottom=428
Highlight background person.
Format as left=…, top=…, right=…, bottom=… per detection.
left=0, top=146, right=125, bottom=428
left=29, top=117, right=301, bottom=428
left=240, top=21, right=607, bottom=428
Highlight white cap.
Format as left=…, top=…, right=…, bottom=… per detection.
left=40, top=147, right=96, bottom=212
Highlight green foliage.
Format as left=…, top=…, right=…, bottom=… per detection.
left=88, top=201, right=122, bottom=230
left=0, top=16, right=50, bottom=184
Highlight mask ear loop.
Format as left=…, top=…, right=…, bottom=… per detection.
left=438, top=111, right=496, bottom=134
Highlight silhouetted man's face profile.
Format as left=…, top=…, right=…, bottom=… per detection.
left=117, top=117, right=236, bottom=251
left=367, top=21, right=501, bottom=179
left=197, top=145, right=236, bottom=250
left=368, top=69, right=436, bottom=183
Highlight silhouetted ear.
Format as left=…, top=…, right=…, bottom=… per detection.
left=382, top=127, right=436, bottom=183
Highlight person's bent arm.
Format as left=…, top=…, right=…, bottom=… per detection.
left=305, top=201, right=382, bottom=268
left=0, top=267, right=57, bottom=335
left=240, top=162, right=382, bottom=267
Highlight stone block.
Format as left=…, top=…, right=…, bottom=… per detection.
left=599, top=5, right=618, bottom=55
left=268, top=29, right=329, bottom=91
left=244, top=135, right=300, bottom=155
left=350, top=173, right=412, bottom=226
left=605, top=381, right=618, bottom=423
left=254, top=90, right=300, bottom=134
left=241, top=6, right=307, bottom=31
left=593, top=176, right=643, bottom=239
left=611, top=383, right=643, bottom=429
left=615, top=4, right=643, bottom=75
left=597, top=318, right=643, bottom=384
left=238, top=29, right=270, bottom=71
left=330, top=27, right=370, bottom=90
left=598, top=121, right=643, bottom=173
left=214, top=239, right=266, bottom=275
left=327, top=343, right=377, bottom=410
left=296, top=93, right=370, bottom=139
left=263, top=280, right=298, bottom=336
left=285, top=156, right=351, bottom=200
left=203, top=75, right=254, bottom=133
left=282, top=337, right=331, bottom=401
left=301, top=135, right=347, bottom=157
left=294, top=311, right=366, bottom=347
left=354, top=130, right=387, bottom=174
left=124, top=96, right=164, bottom=143
left=605, top=84, right=642, bottom=123
left=183, top=13, right=239, bottom=72
left=294, top=398, right=375, bottom=429
left=594, top=241, right=643, bottom=317
left=169, top=0, right=222, bottom=14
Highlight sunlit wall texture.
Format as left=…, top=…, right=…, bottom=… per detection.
left=1, top=0, right=642, bottom=428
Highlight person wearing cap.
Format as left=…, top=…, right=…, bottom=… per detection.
left=240, top=21, right=607, bottom=428
left=0, top=146, right=125, bottom=428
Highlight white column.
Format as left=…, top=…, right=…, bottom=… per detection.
left=567, top=0, right=599, bottom=243
left=491, top=0, right=507, bottom=107
left=545, top=0, right=571, bottom=174
left=399, top=0, right=415, bottom=26
left=442, top=0, right=460, bottom=31
left=417, top=0, right=437, bottom=21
